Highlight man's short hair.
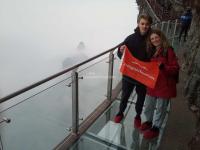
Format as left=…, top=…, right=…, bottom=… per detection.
left=137, top=13, right=153, bottom=24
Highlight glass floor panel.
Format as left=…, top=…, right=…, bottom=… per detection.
left=70, top=91, right=170, bottom=150
left=70, top=134, right=126, bottom=150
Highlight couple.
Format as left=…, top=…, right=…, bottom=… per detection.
left=114, top=14, right=179, bottom=139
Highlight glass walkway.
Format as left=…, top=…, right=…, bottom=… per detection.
left=70, top=94, right=170, bottom=150
left=0, top=19, right=180, bottom=150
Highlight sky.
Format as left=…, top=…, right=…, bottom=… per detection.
left=0, top=0, right=139, bottom=96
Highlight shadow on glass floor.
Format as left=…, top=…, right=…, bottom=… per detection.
left=70, top=92, right=170, bottom=150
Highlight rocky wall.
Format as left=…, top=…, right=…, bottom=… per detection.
left=182, top=7, right=200, bottom=150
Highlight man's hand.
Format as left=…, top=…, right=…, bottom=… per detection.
left=119, top=45, right=126, bottom=53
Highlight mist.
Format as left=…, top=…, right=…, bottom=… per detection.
left=0, top=0, right=139, bottom=97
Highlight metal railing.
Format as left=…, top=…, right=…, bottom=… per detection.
left=0, top=42, right=123, bottom=150
left=153, top=19, right=180, bottom=46
left=0, top=18, right=180, bottom=150
left=145, top=0, right=179, bottom=21
left=0, top=43, right=122, bottom=104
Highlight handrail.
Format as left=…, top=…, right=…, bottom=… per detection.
left=145, top=0, right=160, bottom=21
left=0, top=42, right=123, bottom=104
left=0, top=18, right=179, bottom=104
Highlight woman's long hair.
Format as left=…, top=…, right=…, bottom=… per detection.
left=146, top=29, right=171, bottom=57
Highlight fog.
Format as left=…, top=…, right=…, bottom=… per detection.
left=0, top=1, right=140, bottom=149
left=0, top=0, right=139, bottom=97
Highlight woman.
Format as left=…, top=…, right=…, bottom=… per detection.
left=140, top=29, right=180, bottom=139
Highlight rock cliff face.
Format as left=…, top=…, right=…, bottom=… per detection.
left=183, top=9, right=200, bottom=109
left=180, top=1, right=200, bottom=148
left=168, top=2, right=200, bottom=101
left=162, top=1, right=200, bottom=107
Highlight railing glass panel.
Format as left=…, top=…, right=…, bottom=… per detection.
left=0, top=74, right=72, bottom=150
left=160, top=21, right=168, bottom=33
left=168, top=21, right=176, bottom=42
left=70, top=135, right=117, bottom=150
left=112, top=52, right=122, bottom=89
left=78, top=55, right=110, bottom=123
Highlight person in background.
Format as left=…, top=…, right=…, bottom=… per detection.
left=140, top=29, right=180, bottom=139
left=179, top=7, right=192, bottom=42
left=114, top=13, right=153, bottom=129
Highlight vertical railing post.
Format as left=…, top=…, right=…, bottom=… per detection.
left=106, top=51, right=114, bottom=122
left=172, top=19, right=178, bottom=46
left=107, top=51, right=114, bottom=101
left=161, top=6, right=164, bottom=21
left=72, top=70, right=79, bottom=134
left=166, top=20, right=170, bottom=37
left=161, top=21, right=164, bottom=31
left=154, top=23, right=158, bottom=29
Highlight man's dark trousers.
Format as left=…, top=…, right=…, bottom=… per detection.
left=119, top=78, right=146, bottom=116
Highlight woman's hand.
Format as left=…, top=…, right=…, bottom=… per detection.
left=159, top=63, right=165, bottom=70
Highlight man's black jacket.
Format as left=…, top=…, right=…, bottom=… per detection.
left=118, top=27, right=150, bottom=85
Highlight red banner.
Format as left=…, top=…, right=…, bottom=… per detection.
left=120, top=47, right=159, bottom=89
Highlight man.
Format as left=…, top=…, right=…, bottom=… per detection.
left=179, top=8, right=192, bottom=42
left=114, top=13, right=153, bottom=128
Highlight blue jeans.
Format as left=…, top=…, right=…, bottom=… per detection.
left=143, top=95, right=170, bottom=128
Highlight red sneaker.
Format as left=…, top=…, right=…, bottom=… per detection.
left=134, top=116, right=141, bottom=128
left=140, top=121, right=152, bottom=132
left=114, top=114, right=124, bottom=123
left=143, top=127, right=159, bottom=139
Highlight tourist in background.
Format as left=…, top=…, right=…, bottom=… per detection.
left=179, top=7, right=192, bottom=42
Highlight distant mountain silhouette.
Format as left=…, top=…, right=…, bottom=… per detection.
left=77, top=41, right=85, bottom=50
left=62, top=41, right=88, bottom=69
